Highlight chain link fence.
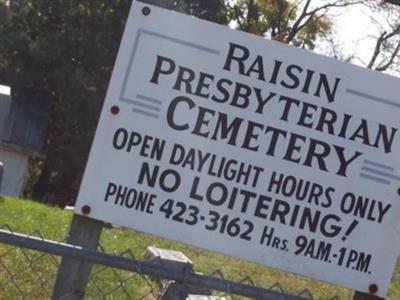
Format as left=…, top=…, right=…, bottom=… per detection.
left=0, top=223, right=345, bottom=300
left=0, top=224, right=157, bottom=300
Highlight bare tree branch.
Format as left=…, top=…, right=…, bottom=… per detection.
left=246, top=0, right=256, bottom=32
left=362, top=1, right=400, bottom=72
left=367, top=21, right=400, bottom=70
left=285, top=0, right=364, bottom=43
left=367, top=32, right=386, bottom=68
left=375, top=39, right=400, bottom=71
left=285, top=0, right=312, bottom=42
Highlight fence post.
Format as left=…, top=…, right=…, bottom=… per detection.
left=51, top=213, right=103, bottom=300
left=145, top=247, right=213, bottom=300
left=352, top=291, right=384, bottom=300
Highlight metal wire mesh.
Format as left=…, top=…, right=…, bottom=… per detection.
left=0, top=226, right=57, bottom=299
left=0, top=225, right=160, bottom=299
left=0, top=224, right=343, bottom=300
left=85, top=248, right=159, bottom=300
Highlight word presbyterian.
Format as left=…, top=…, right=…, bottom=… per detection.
left=149, top=43, right=398, bottom=177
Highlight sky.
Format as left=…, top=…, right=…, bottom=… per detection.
left=323, top=4, right=379, bottom=67
left=314, top=1, right=399, bottom=75
left=226, top=1, right=398, bottom=74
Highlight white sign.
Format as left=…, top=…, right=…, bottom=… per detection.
left=76, top=2, right=400, bottom=297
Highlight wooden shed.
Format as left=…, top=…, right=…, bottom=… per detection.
left=0, top=84, right=47, bottom=196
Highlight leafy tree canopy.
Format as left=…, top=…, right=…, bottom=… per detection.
left=0, top=0, right=336, bottom=206
left=0, top=0, right=228, bottom=206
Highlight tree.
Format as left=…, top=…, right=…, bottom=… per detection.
left=227, top=0, right=362, bottom=50
left=0, top=0, right=134, bottom=205
left=365, top=1, right=400, bottom=72
left=0, top=0, right=228, bottom=206
left=309, top=0, right=400, bottom=73
left=141, top=0, right=228, bottom=24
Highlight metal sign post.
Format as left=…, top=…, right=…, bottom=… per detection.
left=352, top=291, right=385, bottom=300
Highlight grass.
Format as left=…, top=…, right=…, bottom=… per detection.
left=0, top=196, right=399, bottom=299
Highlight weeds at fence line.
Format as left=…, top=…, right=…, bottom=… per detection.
left=0, top=224, right=347, bottom=300
left=0, top=224, right=160, bottom=300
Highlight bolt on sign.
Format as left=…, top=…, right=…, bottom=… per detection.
left=75, top=2, right=400, bottom=297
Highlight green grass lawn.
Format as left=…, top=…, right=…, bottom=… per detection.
left=0, top=196, right=399, bottom=299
